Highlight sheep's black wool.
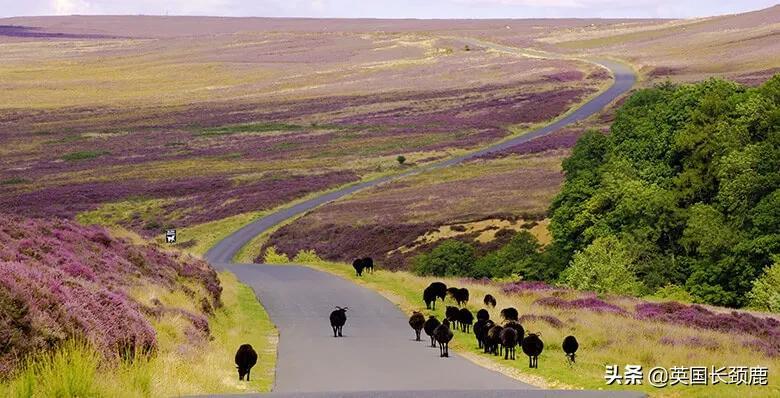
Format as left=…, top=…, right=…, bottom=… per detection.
left=476, top=308, right=490, bottom=321
left=434, top=319, right=454, bottom=357
left=329, top=306, right=348, bottom=337
left=423, top=285, right=439, bottom=310
left=483, top=294, right=497, bottom=308
left=474, top=319, right=494, bottom=349
left=235, top=344, right=258, bottom=381
left=522, top=333, right=544, bottom=368
left=500, top=327, right=519, bottom=360
left=500, top=307, right=519, bottom=322
left=429, top=282, right=447, bottom=300
left=456, top=288, right=469, bottom=306
left=485, top=324, right=503, bottom=356
left=458, top=307, right=474, bottom=333
left=562, top=335, right=579, bottom=364
left=352, top=259, right=365, bottom=276
left=362, top=257, right=374, bottom=273
left=504, top=321, right=525, bottom=346
left=423, top=315, right=441, bottom=347
left=445, top=306, right=460, bottom=330
left=409, top=311, right=425, bottom=341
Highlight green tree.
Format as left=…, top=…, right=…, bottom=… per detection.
left=473, top=231, right=542, bottom=279
left=747, top=259, right=780, bottom=312
left=413, top=240, right=476, bottom=276
left=561, top=235, right=644, bottom=295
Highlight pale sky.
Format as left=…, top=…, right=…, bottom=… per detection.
left=0, top=0, right=778, bottom=19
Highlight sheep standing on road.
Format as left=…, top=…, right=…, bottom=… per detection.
left=423, top=316, right=441, bottom=347
left=409, top=311, right=425, bottom=341
left=562, top=335, right=579, bottom=365
left=483, top=294, right=497, bottom=308
left=434, top=319, right=454, bottom=357
left=445, top=306, right=460, bottom=331
left=500, top=307, right=519, bottom=322
left=235, top=344, right=258, bottom=381
left=522, top=333, right=544, bottom=368
left=458, top=308, right=474, bottom=333
left=500, top=327, right=519, bottom=360
left=352, top=259, right=365, bottom=276
left=329, top=306, right=348, bottom=337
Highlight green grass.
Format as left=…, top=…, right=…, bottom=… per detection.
left=198, top=122, right=306, bottom=136
left=0, top=272, right=277, bottom=397
left=265, top=248, right=780, bottom=398
left=0, top=177, right=29, bottom=185
left=61, top=150, right=110, bottom=161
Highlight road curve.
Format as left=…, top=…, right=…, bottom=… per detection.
left=206, top=42, right=638, bottom=396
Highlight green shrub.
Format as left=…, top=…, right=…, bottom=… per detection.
left=264, top=246, right=290, bottom=263
left=61, top=150, right=109, bottom=161
left=413, top=240, right=476, bottom=276
left=650, top=284, right=695, bottom=302
left=473, top=231, right=542, bottom=279
left=561, top=235, right=645, bottom=295
left=747, top=259, right=780, bottom=312
left=396, top=155, right=406, bottom=165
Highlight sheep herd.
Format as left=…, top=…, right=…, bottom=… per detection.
left=232, top=261, right=581, bottom=382
left=412, top=281, right=579, bottom=369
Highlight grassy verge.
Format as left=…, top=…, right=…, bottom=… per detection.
left=0, top=271, right=277, bottom=397
left=266, top=249, right=779, bottom=398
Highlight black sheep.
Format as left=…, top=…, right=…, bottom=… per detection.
left=362, top=257, right=374, bottom=273
left=500, top=307, right=519, bottom=322
left=458, top=308, right=474, bottom=333
left=234, top=344, right=258, bottom=381
left=445, top=306, right=460, bottom=331
left=429, top=282, right=447, bottom=301
left=456, top=288, right=470, bottom=306
left=352, top=259, right=364, bottom=276
left=423, top=316, right=441, bottom=347
left=504, top=321, right=525, bottom=346
left=562, top=335, right=579, bottom=364
left=522, top=333, right=544, bottom=368
left=446, top=287, right=459, bottom=302
left=433, top=319, right=454, bottom=357
left=476, top=309, right=490, bottom=321
left=329, top=306, right=348, bottom=337
left=409, top=311, right=425, bottom=341
left=485, top=324, right=503, bottom=356
left=483, top=294, right=497, bottom=308
left=474, top=319, right=494, bottom=349
left=423, top=286, right=438, bottom=310
left=500, top=327, right=519, bottom=360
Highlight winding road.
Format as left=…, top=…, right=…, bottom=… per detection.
left=205, top=40, right=640, bottom=397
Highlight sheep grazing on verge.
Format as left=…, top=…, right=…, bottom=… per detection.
left=445, top=306, right=460, bottom=331
left=474, top=319, right=494, bottom=349
left=409, top=311, right=425, bottom=341
left=446, top=287, right=459, bottom=302
left=485, top=324, right=504, bottom=356
left=483, top=294, right=497, bottom=308
left=504, top=321, right=525, bottom=345
left=476, top=309, right=490, bottom=321
left=352, top=259, right=365, bottom=276
left=434, top=319, right=454, bottom=357
left=423, top=316, right=441, bottom=347
left=235, top=344, right=258, bottom=381
left=362, top=257, right=374, bottom=273
left=329, top=306, right=348, bottom=337
left=562, top=335, right=579, bottom=365
left=458, top=308, right=474, bottom=333
left=429, top=282, right=448, bottom=300
left=456, top=288, right=470, bottom=306
left=522, top=333, right=544, bottom=368
left=500, top=327, right=519, bottom=360
left=500, top=307, right=519, bottom=322
left=423, top=286, right=438, bottom=310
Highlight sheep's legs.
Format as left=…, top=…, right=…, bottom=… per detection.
left=247, top=369, right=251, bottom=381
left=338, top=326, right=343, bottom=337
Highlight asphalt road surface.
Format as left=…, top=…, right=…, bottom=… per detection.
left=205, top=41, right=640, bottom=397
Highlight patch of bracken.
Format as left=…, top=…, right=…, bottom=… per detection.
left=533, top=296, right=628, bottom=314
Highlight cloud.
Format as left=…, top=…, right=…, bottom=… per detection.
left=51, top=0, right=91, bottom=15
